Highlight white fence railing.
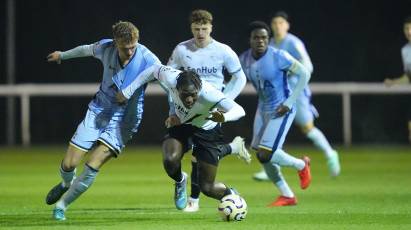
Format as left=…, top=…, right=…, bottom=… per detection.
left=1, top=83, right=411, bottom=146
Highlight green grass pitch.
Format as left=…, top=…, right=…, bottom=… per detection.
left=1, top=145, right=410, bottom=229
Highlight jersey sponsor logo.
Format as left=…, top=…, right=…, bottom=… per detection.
left=187, top=66, right=218, bottom=74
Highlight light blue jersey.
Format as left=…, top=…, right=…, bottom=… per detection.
left=239, top=47, right=296, bottom=151
left=240, top=47, right=294, bottom=112
left=70, top=39, right=160, bottom=154
left=269, top=33, right=318, bottom=125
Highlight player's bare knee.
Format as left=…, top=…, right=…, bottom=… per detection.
left=256, top=150, right=272, bottom=163
left=300, top=122, right=314, bottom=134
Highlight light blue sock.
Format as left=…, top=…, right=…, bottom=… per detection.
left=60, top=165, right=76, bottom=188
left=271, top=149, right=305, bottom=170
left=306, top=127, right=334, bottom=159
left=263, top=163, right=294, bottom=197
left=56, top=164, right=98, bottom=210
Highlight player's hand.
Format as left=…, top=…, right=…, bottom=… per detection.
left=384, top=78, right=394, bottom=87
left=275, top=104, right=290, bottom=117
left=115, top=91, right=127, bottom=105
left=206, top=111, right=225, bottom=122
left=165, top=115, right=181, bottom=128
left=46, top=51, right=62, bottom=64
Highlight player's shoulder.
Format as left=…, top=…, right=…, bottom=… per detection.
left=95, top=39, right=114, bottom=50
left=211, top=39, right=235, bottom=53
left=402, top=43, right=411, bottom=52
left=174, top=39, right=196, bottom=50
left=286, top=33, right=304, bottom=45
left=136, top=43, right=160, bottom=63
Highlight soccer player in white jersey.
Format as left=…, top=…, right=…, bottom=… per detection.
left=253, top=11, right=340, bottom=181
left=167, top=9, right=249, bottom=212
left=117, top=64, right=247, bottom=209
left=384, top=16, right=411, bottom=143
left=240, top=21, right=311, bottom=206
left=45, top=21, right=160, bottom=220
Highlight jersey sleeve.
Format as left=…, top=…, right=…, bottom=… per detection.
left=167, top=46, right=182, bottom=69
left=292, top=41, right=314, bottom=73
left=121, top=64, right=160, bottom=99
left=277, top=50, right=296, bottom=71
left=223, top=45, right=242, bottom=74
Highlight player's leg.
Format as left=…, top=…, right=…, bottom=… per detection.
left=45, top=144, right=86, bottom=205
left=54, top=143, right=115, bottom=220
left=256, top=109, right=311, bottom=190
left=162, top=125, right=191, bottom=210
left=46, top=109, right=99, bottom=206
left=253, top=114, right=297, bottom=205
left=185, top=155, right=201, bottom=212
left=197, top=159, right=235, bottom=199
left=408, top=120, right=411, bottom=143
left=251, top=108, right=270, bottom=181
left=295, top=96, right=340, bottom=177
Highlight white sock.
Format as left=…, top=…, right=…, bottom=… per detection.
left=229, top=142, right=239, bottom=154
left=263, top=163, right=294, bottom=197
left=60, top=166, right=76, bottom=188
left=276, top=180, right=294, bottom=198
left=271, top=149, right=305, bottom=170
left=306, top=127, right=334, bottom=159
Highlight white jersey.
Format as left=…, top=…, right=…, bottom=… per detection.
left=168, top=38, right=242, bottom=92
left=402, top=43, right=411, bottom=74
left=121, top=64, right=245, bottom=130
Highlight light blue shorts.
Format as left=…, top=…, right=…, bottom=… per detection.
left=70, top=108, right=141, bottom=156
left=294, top=88, right=319, bottom=126
left=251, top=108, right=296, bottom=152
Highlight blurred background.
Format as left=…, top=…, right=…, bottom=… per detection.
left=0, top=0, right=410, bottom=145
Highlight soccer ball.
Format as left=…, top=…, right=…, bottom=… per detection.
left=218, top=194, right=247, bottom=221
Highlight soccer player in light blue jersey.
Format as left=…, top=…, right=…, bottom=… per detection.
left=384, top=16, right=411, bottom=143
left=45, top=21, right=160, bottom=221
left=240, top=21, right=312, bottom=207
left=253, top=11, right=340, bottom=181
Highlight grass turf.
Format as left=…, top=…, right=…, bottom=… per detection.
left=0, top=145, right=410, bottom=229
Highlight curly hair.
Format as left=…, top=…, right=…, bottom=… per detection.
left=190, top=9, right=213, bottom=25
left=112, top=21, right=139, bottom=43
left=176, top=70, right=202, bottom=91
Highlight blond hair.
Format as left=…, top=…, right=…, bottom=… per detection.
left=190, top=9, right=213, bottom=25
left=112, top=21, right=139, bottom=43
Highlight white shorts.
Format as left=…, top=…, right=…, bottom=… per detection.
left=251, top=108, right=296, bottom=152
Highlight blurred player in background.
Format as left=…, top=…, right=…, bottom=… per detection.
left=117, top=64, right=247, bottom=209
left=384, top=16, right=411, bottom=143
left=167, top=9, right=250, bottom=212
left=253, top=11, right=340, bottom=181
left=240, top=21, right=311, bottom=206
left=45, top=21, right=160, bottom=220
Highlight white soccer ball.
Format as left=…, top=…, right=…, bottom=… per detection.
left=218, top=194, right=247, bottom=221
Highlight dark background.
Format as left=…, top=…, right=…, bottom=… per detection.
left=1, top=0, right=410, bottom=145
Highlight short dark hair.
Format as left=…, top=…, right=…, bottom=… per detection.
left=190, top=9, right=213, bottom=24
left=176, top=70, right=202, bottom=91
left=404, top=16, right=411, bottom=25
left=247, top=21, right=271, bottom=36
left=271, top=11, right=289, bottom=22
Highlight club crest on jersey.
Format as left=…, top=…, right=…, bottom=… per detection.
left=187, top=66, right=218, bottom=74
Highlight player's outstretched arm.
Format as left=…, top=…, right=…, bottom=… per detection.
left=46, top=45, right=94, bottom=64
left=121, top=64, right=159, bottom=99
